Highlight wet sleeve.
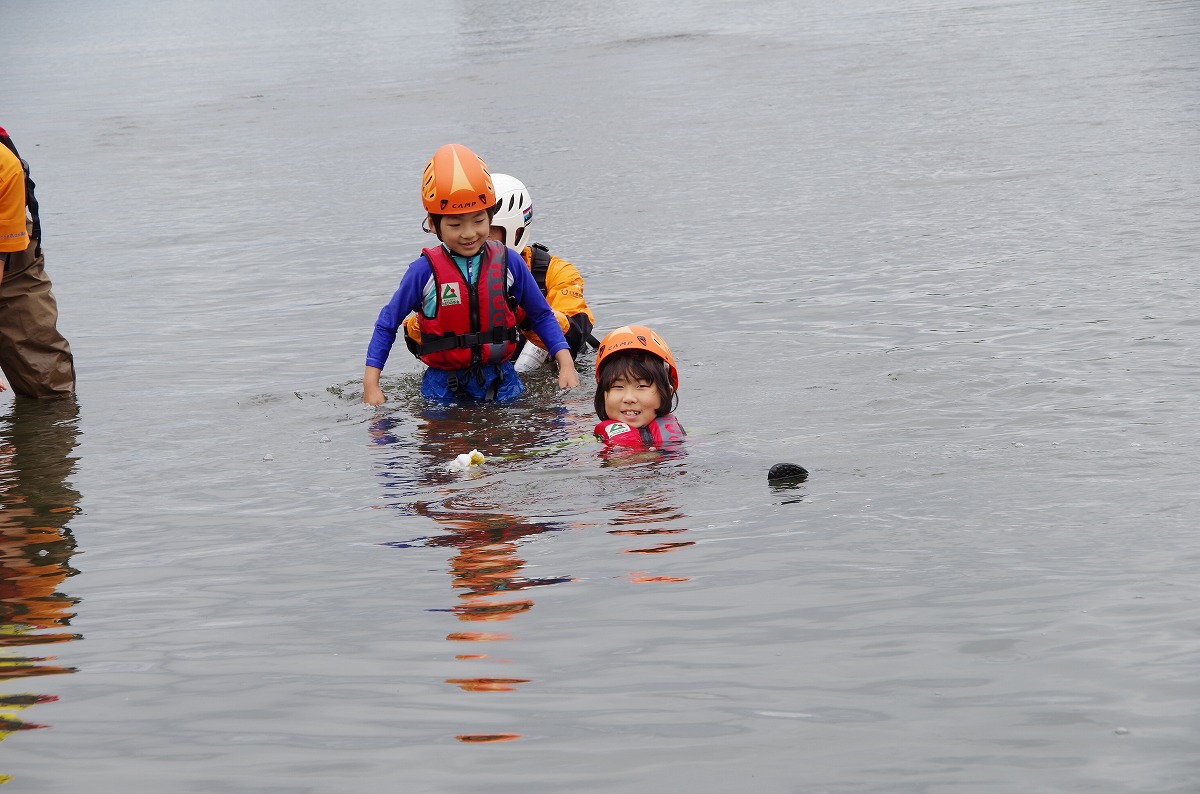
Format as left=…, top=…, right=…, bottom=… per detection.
left=365, top=258, right=429, bottom=370
left=508, top=250, right=569, bottom=357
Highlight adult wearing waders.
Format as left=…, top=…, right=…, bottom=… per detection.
left=0, top=126, right=76, bottom=399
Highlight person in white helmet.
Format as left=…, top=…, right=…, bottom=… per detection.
left=404, top=173, right=597, bottom=373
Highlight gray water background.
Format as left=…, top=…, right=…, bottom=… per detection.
left=2, top=0, right=1199, bottom=791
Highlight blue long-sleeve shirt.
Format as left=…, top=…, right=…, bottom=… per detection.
left=365, top=245, right=569, bottom=401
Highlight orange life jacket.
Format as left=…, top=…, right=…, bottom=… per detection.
left=0, top=126, right=41, bottom=260
left=516, top=243, right=599, bottom=355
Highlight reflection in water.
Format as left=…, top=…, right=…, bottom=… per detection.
left=417, top=502, right=573, bottom=655
left=368, top=401, right=578, bottom=515
left=417, top=504, right=571, bottom=706
left=600, top=448, right=694, bottom=583
left=0, top=398, right=82, bottom=780
left=625, top=542, right=695, bottom=555
left=627, top=573, right=689, bottom=584
left=370, top=403, right=577, bottom=743
left=370, top=401, right=697, bottom=743
left=454, top=733, right=521, bottom=744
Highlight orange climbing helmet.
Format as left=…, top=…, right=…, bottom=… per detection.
left=421, top=144, right=495, bottom=215
left=594, top=325, right=679, bottom=390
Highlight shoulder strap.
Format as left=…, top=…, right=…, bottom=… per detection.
left=421, top=244, right=456, bottom=274
left=529, top=242, right=551, bottom=293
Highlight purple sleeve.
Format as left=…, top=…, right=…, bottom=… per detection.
left=508, top=248, right=569, bottom=356
left=365, top=257, right=430, bottom=370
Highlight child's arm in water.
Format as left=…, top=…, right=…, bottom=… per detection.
left=363, top=366, right=384, bottom=406
left=363, top=259, right=429, bottom=405
left=554, top=349, right=579, bottom=389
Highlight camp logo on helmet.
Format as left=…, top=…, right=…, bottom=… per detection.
left=423, top=144, right=496, bottom=216
left=606, top=339, right=640, bottom=353
left=440, top=283, right=462, bottom=307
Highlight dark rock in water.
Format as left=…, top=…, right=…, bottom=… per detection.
left=768, top=463, right=808, bottom=483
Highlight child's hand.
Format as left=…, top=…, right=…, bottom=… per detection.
left=362, top=366, right=385, bottom=405
left=363, top=385, right=385, bottom=406
left=554, top=349, right=580, bottom=389
left=558, top=368, right=580, bottom=390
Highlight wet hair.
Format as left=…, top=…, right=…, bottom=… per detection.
left=426, top=205, right=499, bottom=237
left=594, top=350, right=678, bottom=420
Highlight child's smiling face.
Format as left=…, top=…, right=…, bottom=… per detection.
left=435, top=210, right=491, bottom=256
left=603, top=374, right=664, bottom=429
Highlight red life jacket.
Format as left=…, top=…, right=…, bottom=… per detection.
left=594, top=414, right=687, bottom=448
left=0, top=126, right=41, bottom=259
left=416, top=241, right=519, bottom=370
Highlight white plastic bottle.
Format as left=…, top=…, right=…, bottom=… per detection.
left=514, top=344, right=550, bottom=373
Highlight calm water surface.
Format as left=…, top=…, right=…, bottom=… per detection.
left=2, top=0, right=1199, bottom=791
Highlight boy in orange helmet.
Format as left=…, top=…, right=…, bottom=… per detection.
left=401, top=172, right=598, bottom=373
left=363, top=144, right=579, bottom=405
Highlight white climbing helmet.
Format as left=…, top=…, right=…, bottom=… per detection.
left=490, top=173, right=533, bottom=250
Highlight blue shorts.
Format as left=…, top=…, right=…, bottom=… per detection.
left=420, top=361, right=525, bottom=403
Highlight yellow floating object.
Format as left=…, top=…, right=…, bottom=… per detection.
left=449, top=449, right=486, bottom=471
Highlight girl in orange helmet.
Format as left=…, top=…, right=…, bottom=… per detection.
left=593, top=325, right=686, bottom=448
left=363, top=144, right=579, bottom=405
